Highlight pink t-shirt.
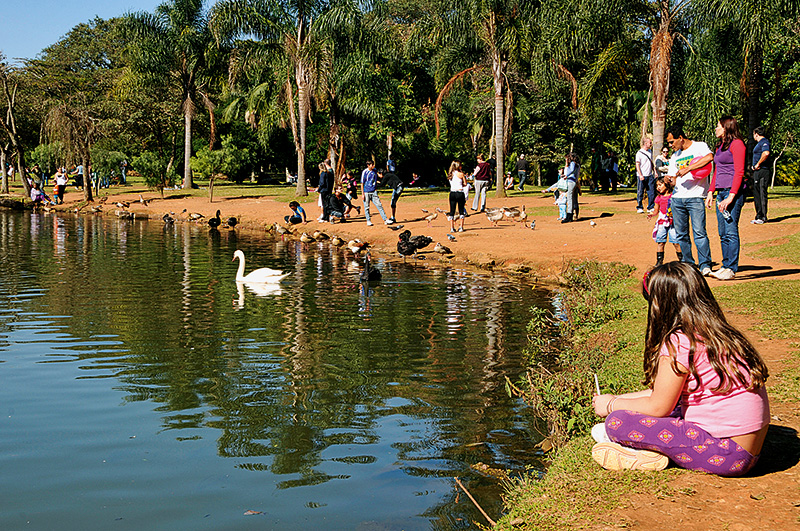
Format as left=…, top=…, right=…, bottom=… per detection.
left=661, top=332, right=769, bottom=438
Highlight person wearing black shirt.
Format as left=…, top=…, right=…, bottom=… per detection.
left=515, top=154, right=529, bottom=191
left=378, top=168, right=404, bottom=223
left=317, top=159, right=334, bottom=222
left=328, top=188, right=354, bottom=222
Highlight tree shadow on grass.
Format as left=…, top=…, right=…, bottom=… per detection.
left=749, top=424, right=800, bottom=476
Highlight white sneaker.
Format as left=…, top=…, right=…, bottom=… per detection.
left=712, top=267, right=735, bottom=280
left=384, top=219, right=393, bottom=225
left=591, top=423, right=611, bottom=443
left=366, top=221, right=373, bottom=226
left=701, top=267, right=712, bottom=276
left=636, top=208, right=644, bottom=214
left=753, top=219, right=765, bottom=225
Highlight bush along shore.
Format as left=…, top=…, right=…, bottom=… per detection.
left=500, top=261, right=681, bottom=529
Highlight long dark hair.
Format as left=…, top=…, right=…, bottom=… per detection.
left=717, top=115, right=744, bottom=151
left=642, top=262, right=768, bottom=393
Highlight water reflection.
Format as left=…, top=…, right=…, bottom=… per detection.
left=0, top=210, right=549, bottom=530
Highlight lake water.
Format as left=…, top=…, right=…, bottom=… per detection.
left=0, top=211, right=550, bottom=530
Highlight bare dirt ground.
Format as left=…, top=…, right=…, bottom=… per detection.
left=58, top=184, right=800, bottom=529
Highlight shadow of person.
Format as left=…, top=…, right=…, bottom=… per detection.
left=767, top=213, right=800, bottom=222
left=748, top=424, right=800, bottom=476
left=737, top=267, right=800, bottom=280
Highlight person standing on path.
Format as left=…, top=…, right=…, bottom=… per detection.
left=635, top=137, right=656, bottom=213
left=447, top=161, right=468, bottom=232
left=706, top=116, right=746, bottom=281
left=361, top=160, right=391, bottom=226
left=751, top=126, right=771, bottom=224
left=515, top=154, right=529, bottom=191
left=665, top=125, right=714, bottom=275
left=561, top=152, right=580, bottom=223
left=317, top=159, right=334, bottom=222
left=471, top=153, right=492, bottom=212
left=378, top=168, right=403, bottom=223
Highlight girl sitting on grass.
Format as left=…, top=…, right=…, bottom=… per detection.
left=591, top=261, right=769, bottom=476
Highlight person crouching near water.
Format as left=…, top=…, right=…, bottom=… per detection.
left=285, top=201, right=307, bottom=224
left=591, top=262, right=769, bottom=476
left=647, top=176, right=683, bottom=266
left=30, top=181, right=54, bottom=205
left=328, top=188, right=355, bottom=223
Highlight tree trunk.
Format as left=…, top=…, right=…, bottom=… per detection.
left=295, top=79, right=308, bottom=197
left=650, top=6, right=674, bottom=156
left=328, top=105, right=340, bottom=184
left=493, top=93, right=505, bottom=198
left=0, top=148, right=7, bottom=194
left=82, top=155, right=93, bottom=202
left=15, top=145, right=30, bottom=196
left=746, top=44, right=763, bottom=134
left=182, top=110, right=193, bottom=189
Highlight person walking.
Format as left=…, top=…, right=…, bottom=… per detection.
left=635, top=137, right=656, bottom=213
left=446, top=161, right=468, bottom=232
left=471, top=153, right=492, bottom=212
left=360, top=160, right=391, bottom=226
left=378, top=168, right=403, bottom=223
left=751, top=126, right=771, bottom=224
left=515, top=154, right=529, bottom=191
left=665, top=125, right=714, bottom=275
left=706, top=116, right=746, bottom=281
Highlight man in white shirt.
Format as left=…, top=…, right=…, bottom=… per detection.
left=635, top=137, right=655, bottom=213
left=665, top=125, right=715, bottom=275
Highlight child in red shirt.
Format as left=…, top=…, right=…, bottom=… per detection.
left=648, top=176, right=683, bottom=266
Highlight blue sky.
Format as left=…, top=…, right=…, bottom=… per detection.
left=0, top=0, right=165, bottom=64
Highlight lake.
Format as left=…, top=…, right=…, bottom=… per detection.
left=0, top=210, right=550, bottom=530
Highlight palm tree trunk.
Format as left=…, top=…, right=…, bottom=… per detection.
left=295, top=80, right=308, bottom=197
left=650, top=13, right=674, bottom=156
left=493, top=94, right=506, bottom=198
left=0, top=149, right=7, bottom=194
left=182, top=110, right=193, bottom=189
left=746, top=44, right=763, bottom=134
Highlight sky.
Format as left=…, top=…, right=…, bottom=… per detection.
left=0, top=0, right=165, bottom=64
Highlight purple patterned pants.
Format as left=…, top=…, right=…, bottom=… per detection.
left=605, top=410, right=758, bottom=477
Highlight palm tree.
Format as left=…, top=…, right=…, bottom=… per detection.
left=425, top=0, right=531, bottom=197
left=125, top=0, right=219, bottom=190
left=212, top=0, right=333, bottom=197
left=693, top=0, right=800, bottom=133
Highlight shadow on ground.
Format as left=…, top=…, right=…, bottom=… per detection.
left=750, top=424, right=800, bottom=476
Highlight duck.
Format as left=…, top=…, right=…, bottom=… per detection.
left=312, top=230, right=329, bottom=241
left=138, top=194, right=150, bottom=206
left=511, top=205, right=528, bottom=225
left=115, top=210, right=134, bottom=219
left=115, top=201, right=129, bottom=209
left=434, top=242, right=452, bottom=255
left=360, top=251, right=382, bottom=282
left=347, top=239, right=369, bottom=256
left=188, top=212, right=204, bottom=221
left=274, top=223, right=289, bottom=235
left=232, top=250, right=289, bottom=283
left=162, top=213, right=175, bottom=224
left=424, top=211, right=438, bottom=226
left=300, top=232, right=316, bottom=244
left=90, top=205, right=103, bottom=213
left=226, top=216, right=238, bottom=229
left=331, top=235, right=345, bottom=247
left=208, top=210, right=222, bottom=229
left=485, top=208, right=505, bottom=226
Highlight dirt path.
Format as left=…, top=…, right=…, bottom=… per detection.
left=56, top=185, right=800, bottom=529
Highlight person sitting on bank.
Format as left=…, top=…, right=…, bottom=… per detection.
left=30, top=182, right=54, bottom=205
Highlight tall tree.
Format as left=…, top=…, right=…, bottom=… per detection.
left=424, top=0, right=531, bottom=197
left=212, top=0, right=334, bottom=197
left=0, top=55, right=30, bottom=196
left=693, top=0, right=800, bottom=134
left=125, top=0, right=220, bottom=190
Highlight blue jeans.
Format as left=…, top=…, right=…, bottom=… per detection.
left=671, top=196, right=712, bottom=271
left=715, top=189, right=744, bottom=272
left=636, top=174, right=655, bottom=210
left=517, top=171, right=528, bottom=190
left=390, top=185, right=404, bottom=209
left=363, top=191, right=388, bottom=223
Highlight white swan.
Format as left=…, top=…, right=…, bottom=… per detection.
left=232, top=250, right=289, bottom=283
